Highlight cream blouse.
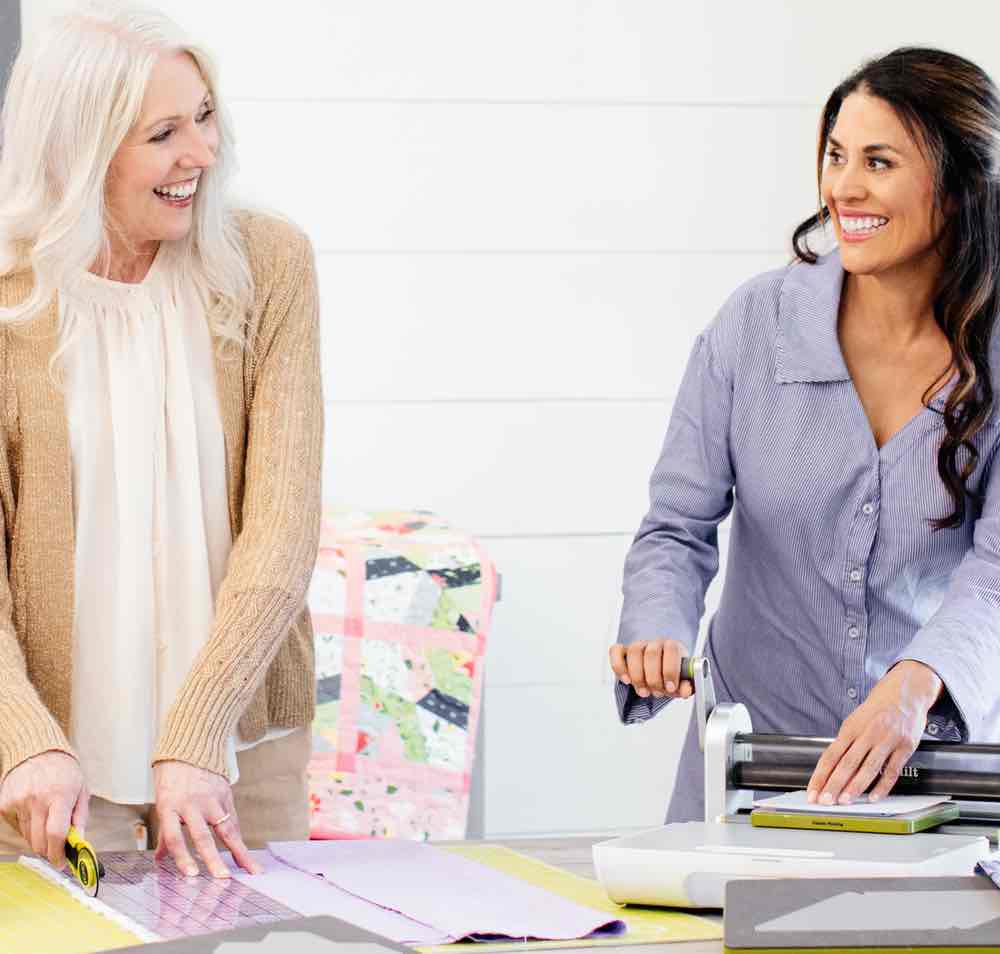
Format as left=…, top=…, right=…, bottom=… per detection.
left=59, top=244, right=289, bottom=805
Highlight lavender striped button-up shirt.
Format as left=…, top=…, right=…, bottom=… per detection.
left=616, top=249, right=1000, bottom=823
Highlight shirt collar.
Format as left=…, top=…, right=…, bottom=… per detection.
left=775, top=250, right=955, bottom=410
left=775, top=250, right=851, bottom=385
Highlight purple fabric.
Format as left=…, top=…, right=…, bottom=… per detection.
left=225, top=850, right=451, bottom=945
left=268, top=840, right=626, bottom=941
left=976, top=857, right=1000, bottom=890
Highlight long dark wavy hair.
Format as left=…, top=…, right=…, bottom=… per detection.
left=793, top=47, right=1000, bottom=530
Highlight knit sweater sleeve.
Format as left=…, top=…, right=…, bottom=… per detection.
left=151, top=220, right=324, bottom=777
left=0, top=331, right=76, bottom=782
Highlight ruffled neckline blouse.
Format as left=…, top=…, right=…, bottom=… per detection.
left=59, top=245, right=236, bottom=803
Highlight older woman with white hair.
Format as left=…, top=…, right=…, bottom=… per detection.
left=0, top=1, right=322, bottom=879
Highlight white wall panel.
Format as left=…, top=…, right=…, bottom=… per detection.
left=483, top=525, right=731, bottom=689
left=231, top=102, right=818, bottom=253
left=317, top=251, right=785, bottom=402
left=483, top=535, right=631, bottom=688
left=24, top=2, right=1000, bottom=107
left=483, top=683, right=690, bottom=836
left=324, top=400, right=670, bottom=537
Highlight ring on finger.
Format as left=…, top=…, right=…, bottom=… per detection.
left=208, top=812, right=231, bottom=828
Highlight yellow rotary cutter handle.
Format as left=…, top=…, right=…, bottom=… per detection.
left=64, top=824, right=104, bottom=896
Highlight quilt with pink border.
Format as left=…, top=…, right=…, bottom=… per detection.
left=307, top=507, right=496, bottom=841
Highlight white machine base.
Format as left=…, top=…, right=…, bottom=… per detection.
left=593, top=822, right=989, bottom=909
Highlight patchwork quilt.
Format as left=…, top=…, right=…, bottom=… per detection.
left=307, top=508, right=496, bottom=841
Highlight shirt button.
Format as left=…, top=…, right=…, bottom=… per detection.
left=848, top=626, right=860, bottom=638
left=849, top=568, right=862, bottom=582
left=862, top=503, right=874, bottom=515
left=927, top=723, right=939, bottom=735
left=847, top=687, right=858, bottom=699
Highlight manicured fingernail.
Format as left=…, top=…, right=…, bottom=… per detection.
left=665, top=681, right=675, bottom=693
left=806, top=789, right=816, bottom=803
left=183, top=864, right=198, bottom=877
left=621, top=676, right=631, bottom=685
left=838, top=793, right=853, bottom=805
left=637, top=688, right=649, bottom=698
left=819, top=792, right=834, bottom=805
left=868, top=793, right=880, bottom=802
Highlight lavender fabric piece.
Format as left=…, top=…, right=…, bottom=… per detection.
left=268, top=840, right=626, bottom=942
left=976, top=857, right=1000, bottom=889
left=223, top=850, right=451, bottom=945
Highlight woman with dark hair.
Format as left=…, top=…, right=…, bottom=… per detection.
left=608, top=47, right=1000, bottom=822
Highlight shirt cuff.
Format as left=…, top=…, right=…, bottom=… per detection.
left=924, top=688, right=966, bottom=742
left=615, top=679, right=672, bottom=724
left=0, top=708, right=77, bottom=785
left=892, top=651, right=971, bottom=742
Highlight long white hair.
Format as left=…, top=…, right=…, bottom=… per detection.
left=0, top=0, right=252, bottom=351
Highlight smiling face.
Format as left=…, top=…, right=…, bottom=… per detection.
left=821, top=91, right=947, bottom=279
left=105, top=51, right=218, bottom=257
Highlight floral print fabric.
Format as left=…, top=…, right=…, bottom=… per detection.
left=307, top=508, right=496, bottom=840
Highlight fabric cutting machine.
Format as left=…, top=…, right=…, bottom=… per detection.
left=593, top=656, right=1000, bottom=908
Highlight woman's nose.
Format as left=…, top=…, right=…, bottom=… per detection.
left=178, top=131, right=217, bottom=170
left=832, top=163, right=866, bottom=201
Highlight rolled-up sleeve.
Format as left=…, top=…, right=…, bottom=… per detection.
left=616, top=316, right=737, bottom=724
left=895, top=453, right=1000, bottom=741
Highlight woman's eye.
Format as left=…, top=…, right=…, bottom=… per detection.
left=825, top=150, right=890, bottom=171
left=149, top=108, right=212, bottom=143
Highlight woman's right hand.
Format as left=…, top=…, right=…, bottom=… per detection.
left=608, top=639, right=694, bottom=699
left=0, top=751, right=89, bottom=868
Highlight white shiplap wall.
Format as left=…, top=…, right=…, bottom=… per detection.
left=21, top=1, right=1000, bottom=837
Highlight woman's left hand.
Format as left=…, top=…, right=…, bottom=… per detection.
left=806, top=661, right=943, bottom=806
left=153, top=760, right=261, bottom=878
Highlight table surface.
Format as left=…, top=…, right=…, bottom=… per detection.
left=11, top=828, right=1000, bottom=953
left=3, top=835, right=722, bottom=953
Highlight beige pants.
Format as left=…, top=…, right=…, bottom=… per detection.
left=0, top=727, right=311, bottom=854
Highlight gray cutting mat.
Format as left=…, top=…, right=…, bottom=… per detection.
left=115, top=914, right=415, bottom=952
left=725, top=876, right=1000, bottom=950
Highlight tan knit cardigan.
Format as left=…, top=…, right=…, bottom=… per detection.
left=0, top=211, right=322, bottom=783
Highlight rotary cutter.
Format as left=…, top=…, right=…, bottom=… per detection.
left=64, top=824, right=104, bottom=896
